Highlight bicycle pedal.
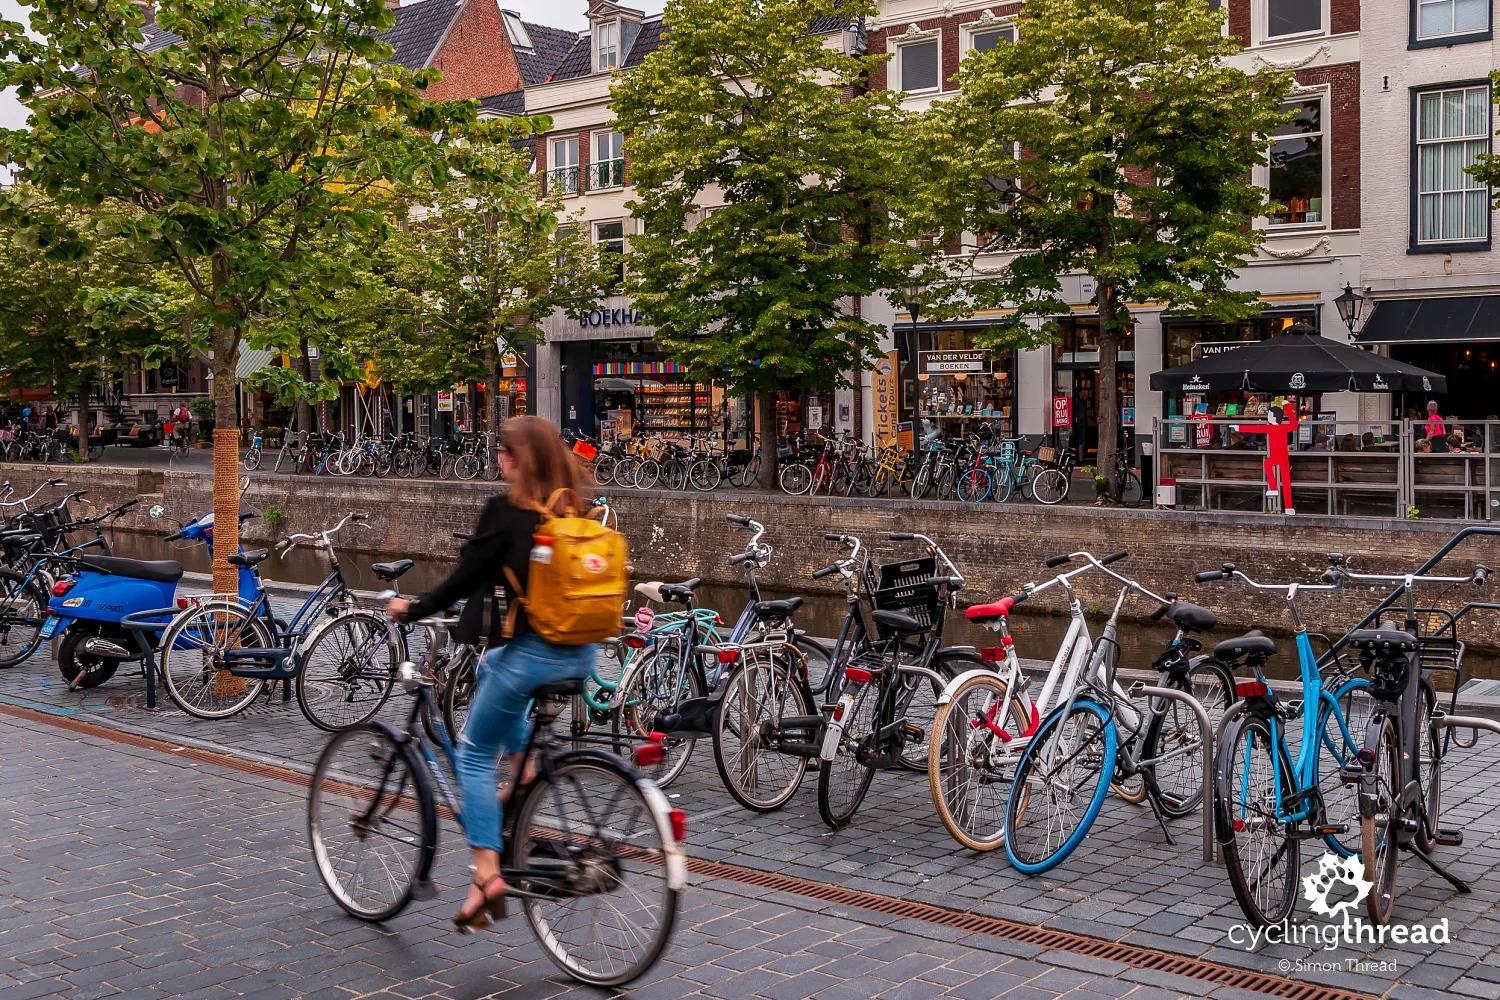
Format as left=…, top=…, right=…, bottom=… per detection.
left=903, top=724, right=925, bottom=743
left=411, top=878, right=438, bottom=901
left=1314, top=825, right=1347, bottom=836
left=1338, top=764, right=1364, bottom=785
left=1437, top=829, right=1464, bottom=847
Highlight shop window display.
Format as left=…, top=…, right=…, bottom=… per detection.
left=903, top=329, right=1016, bottom=443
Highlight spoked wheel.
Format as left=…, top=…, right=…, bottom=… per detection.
left=307, top=724, right=435, bottom=921
left=1414, top=679, right=1441, bottom=854
left=778, top=463, right=811, bottom=495
left=297, top=612, right=403, bottom=732
left=957, top=469, right=991, bottom=503
left=1140, top=660, right=1235, bottom=818
left=510, top=755, right=679, bottom=986
left=1118, top=470, right=1145, bottom=508
left=1005, top=700, right=1116, bottom=873
left=897, top=667, right=947, bottom=770
left=712, top=650, right=811, bottom=812
left=612, top=647, right=702, bottom=787
left=663, top=460, right=688, bottom=492
left=1218, top=715, right=1298, bottom=927
left=816, top=681, right=879, bottom=829
left=0, top=568, right=47, bottom=667
left=1031, top=468, right=1069, bottom=505
left=242, top=449, right=262, bottom=471
left=1362, top=715, right=1400, bottom=926
left=635, top=459, right=662, bottom=491
left=592, top=455, right=617, bottom=487
left=442, top=653, right=477, bottom=740
left=1316, top=678, right=1372, bottom=856
left=928, top=673, right=1029, bottom=852
left=159, top=602, right=274, bottom=719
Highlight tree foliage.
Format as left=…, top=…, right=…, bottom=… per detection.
left=899, top=0, right=1291, bottom=492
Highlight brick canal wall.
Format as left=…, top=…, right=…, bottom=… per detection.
left=8, top=461, right=1500, bottom=644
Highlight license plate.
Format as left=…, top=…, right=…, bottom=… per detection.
left=820, top=694, right=854, bottom=761
left=39, top=617, right=60, bottom=639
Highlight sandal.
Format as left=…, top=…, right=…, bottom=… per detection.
left=452, top=874, right=507, bottom=932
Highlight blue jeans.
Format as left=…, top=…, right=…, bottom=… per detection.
left=455, top=632, right=596, bottom=852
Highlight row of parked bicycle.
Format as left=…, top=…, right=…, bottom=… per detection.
left=243, top=429, right=504, bottom=481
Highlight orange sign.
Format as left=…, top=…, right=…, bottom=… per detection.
left=872, top=352, right=899, bottom=444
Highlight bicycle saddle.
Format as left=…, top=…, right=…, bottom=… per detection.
left=966, top=596, right=1015, bottom=621
left=78, top=555, right=183, bottom=583
left=1213, top=631, right=1277, bottom=660
left=372, top=559, right=414, bottom=580
left=871, top=608, right=926, bottom=634
left=659, top=579, right=701, bottom=604
left=227, top=548, right=269, bottom=567
left=754, top=597, right=803, bottom=619
left=531, top=678, right=585, bottom=699
left=1346, top=628, right=1419, bottom=653
left=1164, top=601, right=1216, bottom=633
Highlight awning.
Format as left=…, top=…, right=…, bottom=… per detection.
left=235, top=347, right=277, bottom=380
left=1356, top=295, right=1500, bottom=345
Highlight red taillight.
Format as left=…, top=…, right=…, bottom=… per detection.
left=176, top=597, right=190, bottom=609
left=718, top=648, right=740, bottom=664
left=981, top=647, right=1005, bottom=663
left=622, top=634, right=647, bottom=649
left=713, top=613, right=723, bottom=625
left=648, top=731, right=667, bottom=743
left=1233, top=818, right=1246, bottom=833
left=1235, top=681, right=1269, bottom=698
left=845, top=667, right=872, bottom=684
left=51, top=579, right=74, bottom=597
left=1356, top=748, right=1376, bottom=768
left=668, top=808, right=687, bottom=842
left=635, top=743, right=665, bottom=767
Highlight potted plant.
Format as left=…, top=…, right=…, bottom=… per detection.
left=188, top=395, right=215, bottom=441
left=263, top=425, right=284, bottom=449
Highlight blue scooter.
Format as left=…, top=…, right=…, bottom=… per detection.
left=46, top=504, right=259, bottom=688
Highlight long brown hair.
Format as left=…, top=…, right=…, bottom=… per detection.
left=501, top=415, right=582, bottom=512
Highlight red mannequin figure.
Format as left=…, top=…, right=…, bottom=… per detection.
left=1237, top=404, right=1298, bottom=514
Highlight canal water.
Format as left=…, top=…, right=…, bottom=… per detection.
left=105, top=530, right=1499, bottom=686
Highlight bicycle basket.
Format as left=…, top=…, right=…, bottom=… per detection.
left=1035, top=445, right=1057, bottom=463
left=871, top=556, right=939, bottom=636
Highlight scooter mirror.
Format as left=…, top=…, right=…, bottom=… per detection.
left=239, top=476, right=250, bottom=494
left=147, top=505, right=165, bottom=518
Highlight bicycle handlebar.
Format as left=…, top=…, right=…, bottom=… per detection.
left=812, top=563, right=841, bottom=579
left=1019, top=550, right=1162, bottom=606
left=887, top=531, right=965, bottom=589
left=1194, top=562, right=1339, bottom=596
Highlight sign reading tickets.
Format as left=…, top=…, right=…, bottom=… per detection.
left=918, top=350, right=991, bottom=375
left=872, top=352, right=899, bottom=444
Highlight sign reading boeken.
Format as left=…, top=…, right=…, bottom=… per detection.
left=918, top=350, right=991, bottom=375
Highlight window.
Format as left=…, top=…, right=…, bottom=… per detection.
left=592, top=131, right=625, bottom=189
left=549, top=137, right=579, bottom=195
left=1415, top=85, right=1491, bottom=246
left=1268, top=99, right=1324, bottom=227
left=968, top=23, right=1015, bottom=53
left=595, top=220, right=626, bottom=289
left=597, top=21, right=618, bottom=71
left=1266, top=0, right=1321, bottom=38
left=1414, top=0, right=1490, bottom=41
left=897, top=39, right=940, bottom=93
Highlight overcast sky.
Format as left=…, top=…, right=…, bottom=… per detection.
left=508, top=0, right=664, bottom=31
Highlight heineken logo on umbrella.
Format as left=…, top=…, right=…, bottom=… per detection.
left=1373, top=375, right=1388, bottom=389
left=1423, top=377, right=1432, bottom=391
left=1289, top=373, right=1306, bottom=389
left=1186, top=375, right=1209, bottom=390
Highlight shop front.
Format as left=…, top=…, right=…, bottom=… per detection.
left=1356, top=295, right=1500, bottom=421
left=1051, top=316, right=1134, bottom=462
left=898, top=326, right=1018, bottom=446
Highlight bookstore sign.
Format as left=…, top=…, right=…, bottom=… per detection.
left=918, top=350, right=992, bottom=375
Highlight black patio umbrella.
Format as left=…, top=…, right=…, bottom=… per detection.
left=1149, top=323, right=1447, bottom=394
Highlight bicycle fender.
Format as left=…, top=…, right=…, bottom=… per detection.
left=637, top=780, right=689, bottom=891
left=936, top=667, right=1001, bottom=706
left=1212, top=711, right=1251, bottom=847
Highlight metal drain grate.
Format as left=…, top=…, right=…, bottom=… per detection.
left=0, top=701, right=1376, bottom=1000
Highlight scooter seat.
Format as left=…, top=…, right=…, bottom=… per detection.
left=78, top=555, right=184, bottom=584
left=227, top=548, right=269, bottom=567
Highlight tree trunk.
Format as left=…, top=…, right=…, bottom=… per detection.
left=484, top=340, right=501, bottom=433
left=292, top=337, right=314, bottom=436
left=210, top=323, right=241, bottom=594
left=74, top=377, right=91, bottom=463
left=1096, top=281, right=1120, bottom=502
left=757, top=390, right=778, bottom=490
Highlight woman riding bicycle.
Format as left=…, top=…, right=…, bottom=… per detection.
left=385, top=415, right=596, bottom=931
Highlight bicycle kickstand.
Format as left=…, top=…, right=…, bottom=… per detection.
left=1405, top=843, right=1472, bottom=893
left=1141, top=773, right=1178, bottom=847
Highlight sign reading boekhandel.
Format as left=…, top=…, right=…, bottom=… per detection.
left=918, top=350, right=992, bottom=375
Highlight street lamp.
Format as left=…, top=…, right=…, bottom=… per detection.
left=1334, top=282, right=1365, bottom=335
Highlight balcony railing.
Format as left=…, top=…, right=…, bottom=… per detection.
left=590, top=158, right=626, bottom=190
left=546, top=165, right=580, bottom=196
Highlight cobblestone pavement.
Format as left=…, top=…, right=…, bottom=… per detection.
left=4, top=616, right=1500, bottom=999
left=3, top=712, right=1237, bottom=1000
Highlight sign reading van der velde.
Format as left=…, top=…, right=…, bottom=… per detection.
left=918, top=350, right=992, bottom=375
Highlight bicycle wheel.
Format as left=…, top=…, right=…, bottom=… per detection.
left=242, top=448, right=261, bottom=472
left=612, top=646, right=702, bottom=787
left=614, top=457, right=639, bottom=489
left=689, top=459, right=722, bottom=492
left=1414, top=679, right=1441, bottom=854
left=1361, top=714, right=1400, bottom=926
left=740, top=454, right=761, bottom=488
left=663, top=460, right=687, bottom=492
left=593, top=454, right=617, bottom=487
left=1316, top=677, right=1372, bottom=857
left=956, top=468, right=992, bottom=503
left=393, top=450, right=415, bottom=478
left=454, top=454, right=480, bottom=481
left=635, top=459, right=661, bottom=491
left=482, top=456, right=503, bottom=482
left=992, top=469, right=1014, bottom=504
left=868, top=466, right=890, bottom=497
left=1118, top=470, right=1145, bottom=508
left=1031, top=468, right=1069, bottom=505
left=442, top=650, right=477, bottom=739
left=810, top=462, right=832, bottom=497
left=296, top=612, right=403, bottom=732
left=897, top=667, right=949, bottom=771
left=928, top=673, right=1029, bottom=852
left=374, top=452, right=393, bottom=478
left=713, top=649, right=811, bottom=812
left=0, top=569, right=47, bottom=668
left=1005, top=700, right=1116, bottom=874
left=158, top=602, right=273, bottom=719
left=816, top=680, right=879, bottom=829
left=511, top=754, right=679, bottom=986
left=307, top=724, right=436, bottom=921
left=778, top=462, right=811, bottom=495
left=1140, top=659, right=1234, bottom=819
left=1217, top=714, right=1299, bottom=927
left=910, top=457, right=932, bottom=499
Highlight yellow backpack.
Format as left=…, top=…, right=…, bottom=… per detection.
left=503, top=489, right=628, bottom=645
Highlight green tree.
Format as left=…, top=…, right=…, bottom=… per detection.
left=0, top=0, right=543, bottom=588
left=611, top=0, right=908, bottom=482
left=899, top=0, right=1291, bottom=495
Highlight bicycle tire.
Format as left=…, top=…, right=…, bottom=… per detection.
left=356, top=451, right=376, bottom=477
left=442, top=650, right=477, bottom=739
left=1031, top=468, right=1069, bottom=505
left=816, top=680, right=879, bottom=829
left=510, top=752, right=679, bottom=985
left=454, top=454, right=480, bottom=481
left=1118, top=470, right=1145, bottom=508
left=1139, top=659, right=1234, bottom=819
left=612, top=645, right=702, bottom=787
left=1317, top=677, right=1372, bottom=857
left=296, top=612, right=403, bottom=732
left=614, top=457, right=639, bottom=489
left=158, top=602, right=274, bottom=719
left=1217, top=714, right=1299, bottom=927
left=868, top=466, right=890, bottom=497
left=712, top=649, right=811, bottom=812
left=689, top=459, right=722, bottom=492
left=242, top=449, right=261, bottom=472
left=741, top=454, right=762, bottom=488
left=374, top=452, right=393, bottom=478
left=307, top=723, right=436, bottom=921
left=928, top=673, right=1030, bottom=852
left=663, top=460, right=687, bottom=492
left=1414, top=679, right=1441, bottom=854
left=635, top=459, right=661, bottom=491
left=1361, top=714, right=1400, bottom=925
left=957, top=469, right=992, bottom=504
left=778, top=462, right=811, bottom=495
left=593, top=455, right=617, bottom=487
left=482, top=456, right=503, bottom=482
left=810, top=462, right=832, bottom=497
left=0, top=569, right=47, bottom=668
left=1005, top=700, right=1116, bottom=874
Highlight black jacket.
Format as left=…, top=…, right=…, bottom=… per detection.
left=408, top=495, right=540, bottom=647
